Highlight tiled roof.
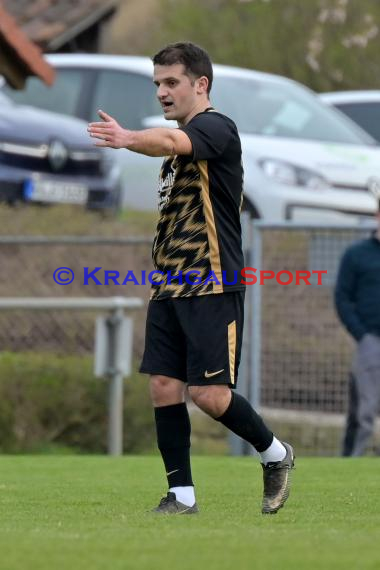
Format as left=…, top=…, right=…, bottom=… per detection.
left=3, top=0, right=118, bottom=50
left=0, top=4, right=55, bottom=88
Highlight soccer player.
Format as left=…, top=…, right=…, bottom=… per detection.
left=88, top=42, right=295, bottom=514
left=335, top=192, right=380, bottom=456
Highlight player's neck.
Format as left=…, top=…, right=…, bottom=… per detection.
left=178, top=100, right=211, bottom=126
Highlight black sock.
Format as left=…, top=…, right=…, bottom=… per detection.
left=154, top=403, right=193, bottom=488
left=216, top=392, right=273, bottom=452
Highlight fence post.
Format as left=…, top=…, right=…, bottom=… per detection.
left=250, top=223, right=262, bottom=413
left=107, top=306, right=133, bottom=456
left=229, top=211, right=252, bottom=455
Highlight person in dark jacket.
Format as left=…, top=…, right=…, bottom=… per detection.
left=335, top=197, right=380, bottom=456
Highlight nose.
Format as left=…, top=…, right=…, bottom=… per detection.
left=157, top=84, right=168, bottom=99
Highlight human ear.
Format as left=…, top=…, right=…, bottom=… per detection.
left=196, top=76, right=209, bottom=94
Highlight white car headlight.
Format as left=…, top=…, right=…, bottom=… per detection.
left=258, top=158, right=329, bottom=190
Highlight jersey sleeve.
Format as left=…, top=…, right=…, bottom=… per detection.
left=180, top=112, right=234, bottom=161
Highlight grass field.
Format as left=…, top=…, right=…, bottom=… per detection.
left=1, top=456, right=379, bottom=570
left=0, top=203, right=157, bottom=236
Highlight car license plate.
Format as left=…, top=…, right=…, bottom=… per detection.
left=24, top=178, right=88, bottom=205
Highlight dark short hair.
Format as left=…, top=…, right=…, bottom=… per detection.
left=152, top=42, right=213, bottom=94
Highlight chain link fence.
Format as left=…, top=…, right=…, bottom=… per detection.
left=239, top=220, right=380, bottom=456
left=0, top=236, right=153, bottom=355
left=1, top=207, right=379, bottom=455
left=0, top=234, right=156, bottom=454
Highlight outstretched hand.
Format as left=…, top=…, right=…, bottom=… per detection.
left=87, top=110, right=129, bottom=148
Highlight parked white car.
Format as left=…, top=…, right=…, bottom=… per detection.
left=319, top=90, right=380, bottom=144
left=3, top=55, right=380, bottom=223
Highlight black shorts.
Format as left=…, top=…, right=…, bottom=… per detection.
left=139, top=291, right=244, bottom=387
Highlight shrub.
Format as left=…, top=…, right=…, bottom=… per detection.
left=0, top=352, right=156, bottom=453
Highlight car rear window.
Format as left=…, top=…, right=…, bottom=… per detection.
left=334, top=102, right=380, bottom=143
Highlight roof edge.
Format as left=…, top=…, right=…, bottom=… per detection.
left=47, top=1, right=117, bottom=51
left=0, top=4, right=55, bottom=88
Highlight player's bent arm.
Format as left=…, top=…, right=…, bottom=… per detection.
left=88, top=111, right=192, bottom=157
left=126, top=128, right=192, bottom=157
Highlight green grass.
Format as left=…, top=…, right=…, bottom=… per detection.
left=0, top=203, right=157, bottom=236
left=0, top=457, right=379, bottom=570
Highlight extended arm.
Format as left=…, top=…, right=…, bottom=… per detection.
left=87, top=110, right=192, bottom=157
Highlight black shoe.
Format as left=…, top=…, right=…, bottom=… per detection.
left=152, top=492, right=199, bottom=515
left=261, top=442, right=295, bottom=514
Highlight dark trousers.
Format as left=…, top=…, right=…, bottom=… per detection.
left=342, top=334, right=380, bottom=456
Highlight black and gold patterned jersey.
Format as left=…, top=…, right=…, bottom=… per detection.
left=150, top=108, right=245, bottom=300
